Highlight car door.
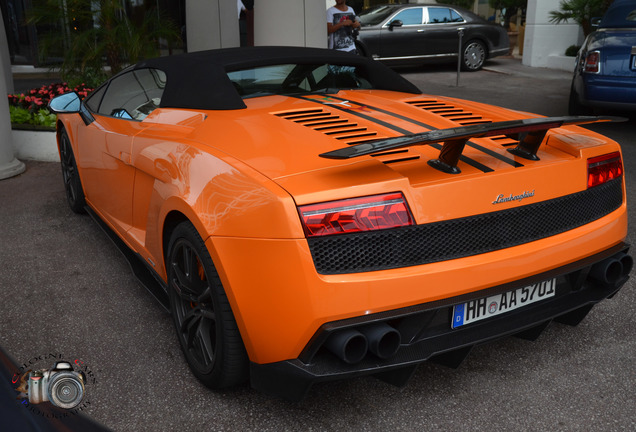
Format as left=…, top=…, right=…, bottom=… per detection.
left=76, top=68, right=165, bottom=237
left=419, top=7, right=466, bottom=56
left=378, top=7, right=425, bottom=58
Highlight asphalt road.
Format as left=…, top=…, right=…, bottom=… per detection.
left=1, top=58, right=635, bottom=431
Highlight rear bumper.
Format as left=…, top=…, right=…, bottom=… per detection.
left=579, top=74, right=636, bottom=110
left=250, top=244, right=631, bottom=401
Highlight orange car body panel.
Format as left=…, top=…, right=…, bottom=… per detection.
left=58, top=89, right=628, bottom=364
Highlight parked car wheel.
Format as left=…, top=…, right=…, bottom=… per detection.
left=168, top=222, right=248, bottom=389
left=462, top=40, right=486, bottom=71
left=58, top=128, right=86, bottom=214
left=568, top=84, right=593, bottom=115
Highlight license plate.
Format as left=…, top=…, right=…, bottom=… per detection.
left=451, top=279, right=556, bottom=329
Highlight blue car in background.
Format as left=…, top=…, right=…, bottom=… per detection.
left=569, top=0, right=636, bottom=114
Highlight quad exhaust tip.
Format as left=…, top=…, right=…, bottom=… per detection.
left=325, top=329, right=368, bottom=364
left=360, top=323, right=401, bottom=360
left=589, top=252, right=633, bottom=286
left=325, top=323, right=401, bottom=364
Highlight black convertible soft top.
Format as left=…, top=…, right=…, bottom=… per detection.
left=134, top=46, right=421, bottom=110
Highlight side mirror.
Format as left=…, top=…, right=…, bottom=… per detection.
left=48, top=91, right=94, bottom=125
left=388, top=19, right=403, bottom=30
left=48, top=92, right=81, bottom=113
left=591, top=17, right=601, bottom=28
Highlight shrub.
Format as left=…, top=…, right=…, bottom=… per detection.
left=9, top=106, right=32, bottom=125
left=34, top=109, right=58, bottom=128
left=8, top=82, right=93, bottom=128
left=565, top=45, right=581, bottom=56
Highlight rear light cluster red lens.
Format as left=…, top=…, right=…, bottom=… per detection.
left=584, top=51, right=600, bottom=73
left=587, top=152, right=623, bottom=188
left=298, top=192, right=413, bottom=237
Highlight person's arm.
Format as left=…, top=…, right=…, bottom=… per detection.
left=327, top=13, right=358, bottom=34
left=328, top=19, right=353, bottom=34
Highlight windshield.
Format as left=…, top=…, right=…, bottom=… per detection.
left=600, top=2, right=636, bottom=28
left=359, top=6, right=399, bottom=26
left=226, top=63, right=373, bottom=99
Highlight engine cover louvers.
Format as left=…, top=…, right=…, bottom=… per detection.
left=405, top=99, right=492, bottom=126
left=405, top=99, right=519, bottom=147
left=274, top=108, right=421, bottom=164
left=273, top=108, right=387, bottom=146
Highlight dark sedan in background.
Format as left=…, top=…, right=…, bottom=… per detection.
left=355, top=3, right=509, bottom=71
left=569, top=0, right=636, bottom=114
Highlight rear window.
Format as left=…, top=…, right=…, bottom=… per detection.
left=226, top=63, right=373, bottom=99
left=426, top=7, right=464, bottom=24
left=599, top=3, right=636, bottom=28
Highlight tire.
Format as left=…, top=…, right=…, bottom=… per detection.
left=167, top=222, right=248, bottom=389
left=58, top=128, right=86, bottom=214
left=462, top=40, right=486, bottom=71
left=568, top=83, right=592, bottom=115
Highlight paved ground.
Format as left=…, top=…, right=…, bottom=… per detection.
left=1, top=58, right=635, bottom=431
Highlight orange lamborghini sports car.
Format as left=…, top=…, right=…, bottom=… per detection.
left=49, top=47, right=631, bottom=400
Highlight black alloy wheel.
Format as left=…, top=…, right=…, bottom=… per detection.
left=462, top=40, right=486, bottom=71
left=167, top=222, right=248, bottom=389
left=58, top=128, right=86, bottom=213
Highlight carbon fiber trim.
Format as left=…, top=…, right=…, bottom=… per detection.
left=308, top=179, right=623, bottom=274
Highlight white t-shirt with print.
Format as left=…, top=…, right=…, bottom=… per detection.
left=327, top=6, right=358, bottom=52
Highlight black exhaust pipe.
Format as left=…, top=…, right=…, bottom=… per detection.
left=618, top=253, right=633, bottom=277
left=360, top=323, right=401, bottom=360
left=589, top=256, right=623, bottom=285
left=325, top=329, right=368, bottom=364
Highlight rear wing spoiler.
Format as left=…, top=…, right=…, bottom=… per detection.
left=319, top=116, right=624, bottom=174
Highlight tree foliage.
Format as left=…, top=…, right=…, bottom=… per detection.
left=28, top=0, right=181, bottom=87
left=549, top=0, right=613, bottom=37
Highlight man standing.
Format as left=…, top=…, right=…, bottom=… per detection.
left=327, top=0, right=361, bottom=53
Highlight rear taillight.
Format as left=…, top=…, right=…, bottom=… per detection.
left=584, top=51, right=600, bottom=73
left=298, top=192, right=413, bottom=237
left=588, top=152, right=623, bottom=188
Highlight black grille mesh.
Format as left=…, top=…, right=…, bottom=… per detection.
left=308, top=179, right=623, bottom=274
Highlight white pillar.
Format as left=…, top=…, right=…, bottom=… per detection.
left=186, top=0, right=240, bottom=52
left=255, top=0, right=327, bottom=48
left=0, top=8, right=24, bottom=181
left=523, top=0, right=582, bottom=68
